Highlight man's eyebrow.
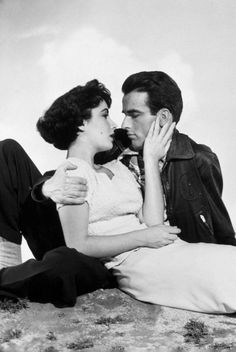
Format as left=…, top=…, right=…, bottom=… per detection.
left=122, top=109, right=141, bottom=114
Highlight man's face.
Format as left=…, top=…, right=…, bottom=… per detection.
left=122, top=91, right=157, bottom=151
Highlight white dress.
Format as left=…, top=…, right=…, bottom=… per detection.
left=62, top=157, right=236, bottom=314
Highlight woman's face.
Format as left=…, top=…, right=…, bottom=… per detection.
left=85, top=100, right=117, bottom=152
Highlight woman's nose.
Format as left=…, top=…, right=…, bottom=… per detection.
left=108, top=117, right=117, bottom=130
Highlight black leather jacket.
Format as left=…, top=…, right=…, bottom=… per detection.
left=162, top=130, right=235, bottom=245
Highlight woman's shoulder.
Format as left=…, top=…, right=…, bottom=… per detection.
left=104, top=159, right=123, bottom=170
left=67, top=157, right=92, bottom=168
left=104, top=159, right=131, bottom=175
left=66, top=157, right=96, bottom=178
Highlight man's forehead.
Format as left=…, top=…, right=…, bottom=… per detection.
left=122, top=91, right=149, bottom=109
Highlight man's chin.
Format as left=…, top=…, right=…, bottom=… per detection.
left=129, top=143, right=142, bottom=152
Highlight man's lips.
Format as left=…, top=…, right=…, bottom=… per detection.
left=127, top=133, right=136, bottom=139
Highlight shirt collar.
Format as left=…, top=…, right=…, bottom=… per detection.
left=119, top=145, right=168, bottom=165
left=118, top=148, right=138, bottom=160
left=166, top=129, right=194, bottom=161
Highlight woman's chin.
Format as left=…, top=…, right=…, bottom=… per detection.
left=98, top=143, right=113, bottom=153
left=104, top=145, right=113, bottom=152
left=105, top=141, right=114, bottom=151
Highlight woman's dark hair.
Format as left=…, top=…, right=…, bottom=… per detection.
left=37, top=79, right=112, bottom=150
left=122, top=71, right=183, bottom=123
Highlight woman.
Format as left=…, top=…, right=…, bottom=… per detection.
left=37, top=79, right=236, bottom=313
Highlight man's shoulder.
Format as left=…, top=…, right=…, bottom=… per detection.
left=178, top=132, right=219, bottom=167
left=186, top=134, right=212, bottom=153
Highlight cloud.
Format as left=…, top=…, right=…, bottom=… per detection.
left=38, top=27, right=144, bottom=124
left=39, top=27, right=141, bottom=88
left=0, top=25, right=198, bottom=172
left=17, top=25, right=60, bottom=39
left=155, top=52, right=197, bottom=119
left=38, top=27, right=197, bottom=126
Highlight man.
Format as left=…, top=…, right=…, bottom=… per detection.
left=119, top=71, right=235, bottom=245
left=95, top=71, right=235, bottom=245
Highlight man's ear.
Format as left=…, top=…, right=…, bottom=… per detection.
left=157, top=108, right=173, bottom=127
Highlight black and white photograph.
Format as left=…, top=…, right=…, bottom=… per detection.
left=0, top=1, right=236, bottom=351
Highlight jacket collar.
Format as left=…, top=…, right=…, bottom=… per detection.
left=166, top=129, right=195, bottom=161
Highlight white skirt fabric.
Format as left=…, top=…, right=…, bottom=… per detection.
left=112, top=239, right=236, bottom=313
left=0, top=236, right=22, bottom=269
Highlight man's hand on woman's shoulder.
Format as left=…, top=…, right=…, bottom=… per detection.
left=42, top=160, right=88, bottom=205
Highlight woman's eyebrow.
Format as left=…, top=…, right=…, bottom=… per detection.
left=101, top=108, right=109, bottom=113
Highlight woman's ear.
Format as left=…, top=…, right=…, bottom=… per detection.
left=78, top=120, right=88, bottom=133
left=158, top=108, right=173, bottom=127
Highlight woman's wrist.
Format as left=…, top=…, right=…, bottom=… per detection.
left=131, top=229, right=148, bottom=248
left=144, top=151, right=162, bottom=164
left=144, top=158, right=159, bottom=172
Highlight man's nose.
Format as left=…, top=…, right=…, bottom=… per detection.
left=121, top=115, right=131, bottom=129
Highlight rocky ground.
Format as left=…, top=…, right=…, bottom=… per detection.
left=1, top=288, right=236, bottom=352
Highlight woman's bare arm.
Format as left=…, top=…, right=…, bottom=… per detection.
left=58, top=201, right=180, bottom=258
left=142, top=117, right=175, bottom=226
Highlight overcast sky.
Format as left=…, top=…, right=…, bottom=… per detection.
left=0, top=0, right=235, bottom=259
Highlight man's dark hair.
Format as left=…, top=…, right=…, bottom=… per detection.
left=122, top=71, right=183, bottom=123
left=37, top=79, right=112, bottom=150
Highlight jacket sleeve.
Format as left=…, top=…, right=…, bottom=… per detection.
left=31, top=171, right=55, bottom=203
left=196, top=149, right=236, bottom=245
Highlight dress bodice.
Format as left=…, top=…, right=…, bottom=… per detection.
left=59, top=158, right=146, bottom=268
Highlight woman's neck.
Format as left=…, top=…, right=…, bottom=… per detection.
left=67, top=139, right=96, bottom=167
